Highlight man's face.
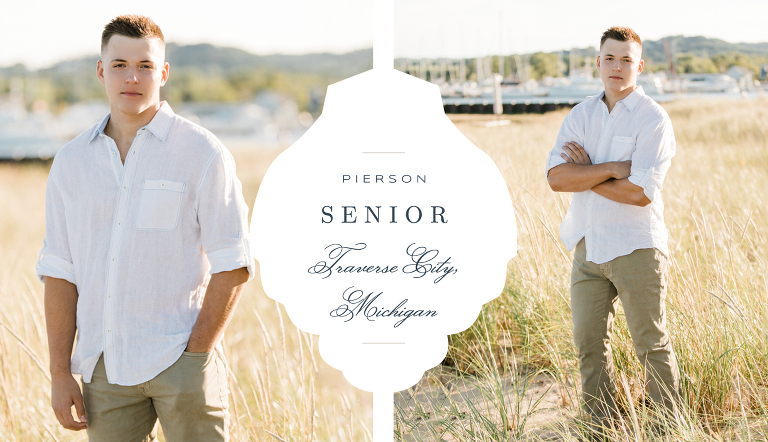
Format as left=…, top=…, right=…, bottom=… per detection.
left=596, top=38, right=643, bottom=94
left=97, top=35, right=169, bottom=117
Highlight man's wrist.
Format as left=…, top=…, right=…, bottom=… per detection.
left=185, top=341, right=214, bottom=353
left=50, top=367, right=73, bottom=379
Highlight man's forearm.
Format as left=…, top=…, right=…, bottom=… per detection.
left=44, top=277, right=78, bottom=377
left=186, top=267, right=249, bottom=353
left=591, top=178, right=651, bottom=206
left=547, top=162, right=623, bottom=192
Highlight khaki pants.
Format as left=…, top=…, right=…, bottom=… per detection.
left=82, top=350, right=229, bottom=442
left=571, top=239, right=680, bottom=424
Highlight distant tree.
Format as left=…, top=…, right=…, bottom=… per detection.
left=228, top=69, right=271, bottom=100
left=464, top=59, right=476, bottom=82
left=163, top=72, right=237, bottom=102
left=676, top=54, right=718, bottom=74
left=530, top=52, right=559, bottom=80
left=641, top=61, right=668, bottom=73
left=0, top=48, right=367, bottom=112
left=711, top=52, right=768, bottom=75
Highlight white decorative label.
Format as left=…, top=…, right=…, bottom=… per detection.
left=251, top=68, right=516, bottom=392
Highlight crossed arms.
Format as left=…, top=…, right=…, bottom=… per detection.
left=547, top=141, right=651, bottom=207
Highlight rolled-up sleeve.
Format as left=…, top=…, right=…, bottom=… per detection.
left=36, top=159, right=76, bottom=285
left=546, top=111, right=583, bottom=177
left=627, top=115, right=676, bottom=203
left=196, top=146, right=255, bottom=280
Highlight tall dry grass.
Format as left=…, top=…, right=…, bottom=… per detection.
left=396, top=97, right=768, bottom=441
left=2, top=97, right=766, bottom=441
left=0, top=149, right=372, bottom=441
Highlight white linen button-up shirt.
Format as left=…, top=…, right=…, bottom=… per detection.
left=545, top=86, right=676, bottom=264
left=36, top=102, right=255, bottom=386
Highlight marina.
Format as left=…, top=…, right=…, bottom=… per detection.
left=433, top=61, right=764, bottom=114
left=397, top=51, right=766, bottom=114
left=1, top=55, right=766, bottom=159
left=0, top=90, right=312, bottom=160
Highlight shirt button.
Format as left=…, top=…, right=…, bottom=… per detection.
left=117, top=222, right=122, bottom=226
left=112, top=152, right=115, bottom=156
left=123, top=186, right=127, bottom=190
left=111, top=258, right=115, bottom=262
left=107, top=330, right=111, bottom=333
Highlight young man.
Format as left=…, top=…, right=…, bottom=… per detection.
left=545, top=27, right=680, bottom=431
left=36, top=15, right=254, bottom=441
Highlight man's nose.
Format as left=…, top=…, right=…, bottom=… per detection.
left=125, top=68, right=139, bottom=83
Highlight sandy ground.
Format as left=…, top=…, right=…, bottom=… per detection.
left=395, top=365, right=582, bottom=441
left=395, top=366, right=768, bottom=442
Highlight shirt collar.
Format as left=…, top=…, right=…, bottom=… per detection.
left=87, top=101, right=175, bottom=144
left=597, top=85, right=645, bottom=113
left=144, top=101, right=174, bottom=142
left=88, top=113, right=111, bottom=144
left=620, top=86, right=644, bottom=112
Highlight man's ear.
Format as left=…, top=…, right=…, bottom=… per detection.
left=96, top=60, right=106, bottom=85
left=161, top=62, right=169, bottom=87
left=637, top=59, right=644, bottom=75
left=596, top=55, right=601, bottom=69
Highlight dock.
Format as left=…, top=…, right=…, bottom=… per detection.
left=442, top=97, right=580, bottom=114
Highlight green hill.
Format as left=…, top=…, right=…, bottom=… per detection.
left=0, top=44, right=373, bottom=111
left=395, top=36, right=768, bottom=81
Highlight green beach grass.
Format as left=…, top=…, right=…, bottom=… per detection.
left=396, top=97, right=768, bottom=441
left=0, top=97, right=766, bottom=441
left=0, top=148, right=372, bottom=441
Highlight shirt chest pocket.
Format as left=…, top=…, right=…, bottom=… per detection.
left=136, top=180, right=185, bottom=231
left=609, top=135, right=635, bottom=161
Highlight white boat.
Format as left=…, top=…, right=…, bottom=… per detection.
left=0, top=97, right=60, bottom=160
left=677, top=74, right=740, bottom=94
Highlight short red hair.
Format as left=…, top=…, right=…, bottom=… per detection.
left=600, top=27, right=641, bottom=49
left=101, top=15, right=164, bottom=55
